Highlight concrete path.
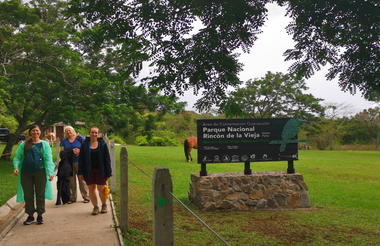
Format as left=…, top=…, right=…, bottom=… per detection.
left=0, top=179, right=120, bottom=246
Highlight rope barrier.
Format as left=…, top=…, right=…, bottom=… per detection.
left=129, top=161, right=152, bottom=179
left=0, top=153, right=11, bottom=157
left=169, top=191, right=232, bottom=246
left=128, top=160, right=232, bottom=246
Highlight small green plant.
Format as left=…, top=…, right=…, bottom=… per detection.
left=149, top=136, right=177, bottom=146
left=135, top=136, right=149, bottom=146
left=109, top=135, right=127, bottom=145
left=135, top=134, right=177, bottom=146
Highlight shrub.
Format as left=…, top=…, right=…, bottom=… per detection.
left=109, top=135, right=127, bottom=145
left=136, top=136, right=149, bottom=146
left=150, top=136, right=166, bottom=146
left=135, top=135, right=177, bottom=146
left=149, top=136, right=177, bottom=146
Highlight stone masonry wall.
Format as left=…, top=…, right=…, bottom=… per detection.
left=188, top=172, right=311, bottom=211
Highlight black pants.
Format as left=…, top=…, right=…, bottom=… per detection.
left=21, top=169, right=47, bottom=216
left=56, top=176, right=70, bottom=205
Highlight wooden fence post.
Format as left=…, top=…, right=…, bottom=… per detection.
left=109, top=141, right=116, bottom=193
left=153, top=168, right=173, bottom=246
left=120, top=147, right=128, bottom=233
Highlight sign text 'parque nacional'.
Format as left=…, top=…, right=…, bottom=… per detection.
left=197, top=118, right=305, bottom=164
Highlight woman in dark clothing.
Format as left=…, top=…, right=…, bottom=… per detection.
left=78, top=127, right=112, bottom=215
left=60, top=126, right=89, bottom=203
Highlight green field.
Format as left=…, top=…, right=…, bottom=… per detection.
left=0, top=143, right=18, bottom=205
left=111, top=146, right=380, bottom=246
left=1, top=144, right=380, bottom=245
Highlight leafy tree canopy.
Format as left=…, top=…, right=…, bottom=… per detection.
left=0, top=0, right=185, bottom=159
left=68, top=0, right=380, bottom=109
left=219, top=72, right=325, bottom=120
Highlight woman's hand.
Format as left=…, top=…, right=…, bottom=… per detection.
left=13, top=168, right=19, bottom=176
left=49, top=175, right=54, bottom=181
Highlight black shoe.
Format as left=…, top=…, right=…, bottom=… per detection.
left=37, top=215, right=43, bottom=225
left=23, top=216, right=34, bottom=225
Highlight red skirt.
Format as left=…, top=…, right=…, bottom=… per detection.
left=84, top=169, right=107, bottom=185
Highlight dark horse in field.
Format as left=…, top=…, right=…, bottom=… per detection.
left=184, top=137, right=198, bottom=162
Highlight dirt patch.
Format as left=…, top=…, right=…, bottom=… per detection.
left=348, top=227, right=380, bottom=237
left=180, top=225, right=201, bottom=232
left=129, top=208, right=152, bottom=233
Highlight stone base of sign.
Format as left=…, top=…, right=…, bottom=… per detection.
left=188, top=172, right=311, bottom=211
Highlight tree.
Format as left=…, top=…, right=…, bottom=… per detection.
left=68, top=0, right=380, bottom=110
left=66, top=0, right=187, bottom=136
left=342, top=107, right=380, bottom=146
left=219, top=72, right=324, bottom=120
left=0, top=0, right=93, bottom=159
left=0, top=101, right=18, bottom=131
left=279, top=0, right=380, bottom=100
left=0, top=0, right=188, bottom=160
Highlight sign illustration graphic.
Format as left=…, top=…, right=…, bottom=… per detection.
left=269, top=118, right=309, bottom=152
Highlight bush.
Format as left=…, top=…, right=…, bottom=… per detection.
left=135, top=135, right=177, bottom=146
left=150, top=136, right=177, bottom=146
left=136, top=136, right=149, bottom=146
left=150, top=136, right=166, bottom=146
left=109, top=135, right=126, bottom=145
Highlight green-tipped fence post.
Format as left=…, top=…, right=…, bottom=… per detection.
left=153, top=168, right=173, bottom=246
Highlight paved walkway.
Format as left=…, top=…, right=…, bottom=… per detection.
left=0, top=179, right=120, bottom=246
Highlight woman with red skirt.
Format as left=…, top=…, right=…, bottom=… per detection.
left=78, top=127, right=112, bottom=215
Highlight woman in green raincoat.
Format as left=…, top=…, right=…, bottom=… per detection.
left=13, top=125, right=55, bottom=225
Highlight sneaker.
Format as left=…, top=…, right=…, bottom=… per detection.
left=23, top=216, right=34, bottom=225
left=83, top=199, right=90, bottom=203
left=91, top=206, right=99, bottom=215
left=100, top=204, right=107, bottom=213
left=37, top=215, right=43, bottom=225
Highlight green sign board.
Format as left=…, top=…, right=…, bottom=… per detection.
left=197, top=118, right=306, bottom=164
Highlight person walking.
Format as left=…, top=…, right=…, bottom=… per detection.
left=60, top=126, right=89, bottom=203
left=13, top=125, right=55, bottom=225
left=78, top=127, right=112, bottom=215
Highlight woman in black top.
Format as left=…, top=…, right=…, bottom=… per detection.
left=78, top=127, right=111, bottom=215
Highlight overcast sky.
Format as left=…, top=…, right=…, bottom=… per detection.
left=182, top=3, right=375, bottom=115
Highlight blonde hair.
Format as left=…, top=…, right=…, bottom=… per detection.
left=64, top=126, right=77, bottom=138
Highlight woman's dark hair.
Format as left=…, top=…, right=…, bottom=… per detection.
left=24, top=125, right=41, bottom=153
left=28, top=125, right=40, bottom=134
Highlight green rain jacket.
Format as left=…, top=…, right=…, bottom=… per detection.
left=13, top=140, right=55, bottom=202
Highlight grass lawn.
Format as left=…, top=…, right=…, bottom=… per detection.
left=0, top=143, right=18, bottom=205
left=0, top=160, right=17, bottom=206
left=111, top=146, right=380, bottom=246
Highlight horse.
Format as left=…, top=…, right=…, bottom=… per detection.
left=184, top=137, right=197, bottom=162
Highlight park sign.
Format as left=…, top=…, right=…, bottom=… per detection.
left=197, top=118, right=305, bottom=164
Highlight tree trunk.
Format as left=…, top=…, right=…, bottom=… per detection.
left=1, top=126, right=25, bottom=161
left=1, top=133, right=18, bottom=161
